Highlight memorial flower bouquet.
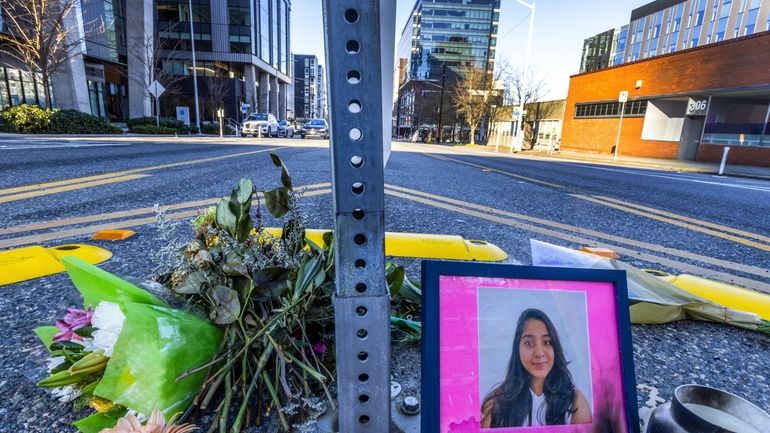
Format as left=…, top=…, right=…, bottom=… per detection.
left=35, top=256, right=222, bottom=433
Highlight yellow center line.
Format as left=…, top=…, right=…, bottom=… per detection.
left=0, top=146, right=282, bottom=196
left=0, top=182, right=331, bottom=236
left=572, top=194, right=770, bottom=252
left=0, top=174, right=151, bottom=204
left=424, top=154, right=770, bottom=252
left=385, top=183, right=770, bottom=283
left=592, top=194, right=770, bottom=244
left=0, top=187, right=332, bottom=249
left=423, top=153, right=564, bottom=188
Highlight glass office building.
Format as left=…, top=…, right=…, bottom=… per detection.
left=394, top=0, right=500, bottom=135
left=156, top=0, right=292, bottom=121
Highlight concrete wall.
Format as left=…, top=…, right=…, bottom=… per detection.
left=125, top=0, right=153, bottom=118
left=563, top=31, right=770, bottom=164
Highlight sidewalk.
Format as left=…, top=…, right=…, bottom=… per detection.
left=448, top=143, right=770, bottom=181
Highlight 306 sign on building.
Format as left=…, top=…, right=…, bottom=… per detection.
left=686, top=97, right=709, bottom=116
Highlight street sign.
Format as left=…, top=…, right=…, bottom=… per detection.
left=241, top=103, right=251, bottom=114
left=176, top=107, right=190, bottom=126
left=618, top=91, right=629, bottom=103
left=148, top=80, right=165, bottom=98
left=512, top=106, right=521, bottom=121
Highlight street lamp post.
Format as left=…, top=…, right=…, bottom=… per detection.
left=188, top=0, right=201, bottom=133
left=513, top=0, right=535, bottom=152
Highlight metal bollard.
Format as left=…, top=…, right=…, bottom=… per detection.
left=718, top=146, right=730, bottom=175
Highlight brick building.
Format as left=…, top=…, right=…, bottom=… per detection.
left=562, top=30, right=770, bottom=166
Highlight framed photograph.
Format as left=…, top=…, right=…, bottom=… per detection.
left=421, top=261, right=639, bottom=433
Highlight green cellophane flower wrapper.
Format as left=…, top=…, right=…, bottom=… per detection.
left=93, top=302, right=223, bottom=416
left=51, top=257, right=223, bottom=423
left=61, top=256, right=165, bottom=308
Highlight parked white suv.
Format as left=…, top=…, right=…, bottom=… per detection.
left=242, top=113, right=278, bottom=137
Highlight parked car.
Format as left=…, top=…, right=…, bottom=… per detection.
left=277, top=120, right=294, bottom=137
left=302, top=119, right=329, bottom=139
left=242, top=113, right=278, bottom=137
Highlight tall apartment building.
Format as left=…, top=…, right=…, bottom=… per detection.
left=624, top=0, right=770, bottom=62
left=292, top=54, right=326, bottom=121
left=156, top=0, right=291, bottom=121
left=394, top=0, right=500, bottom=135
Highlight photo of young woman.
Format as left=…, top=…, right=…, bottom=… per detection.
left=480, top=308, right=592, bottom=428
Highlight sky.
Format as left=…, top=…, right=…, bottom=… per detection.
left=291, top=0, right=643, bottom=99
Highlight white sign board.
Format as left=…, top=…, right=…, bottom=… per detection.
left=380, top=0, right=396, bottom=167
left=618, top=91, right=629, bottom=103
left=176, top=106, right=190, bottom=126
left=148, top=80, right=165, bottom=98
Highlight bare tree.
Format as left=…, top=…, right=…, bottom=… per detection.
left=508, top=67, right=550, bottom=149
left=203, top=76, right=231, bottom=122
left=124, top=30, right=184, bottom=124
left=0, top=0, right=84, bottom=108
left=452, top=64, right=505, bottom=145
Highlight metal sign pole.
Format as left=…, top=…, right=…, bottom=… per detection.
left=322, top=1, right=390, bottom=431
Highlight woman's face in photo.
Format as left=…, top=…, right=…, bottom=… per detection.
left=518, top=319, right=554, bottom=382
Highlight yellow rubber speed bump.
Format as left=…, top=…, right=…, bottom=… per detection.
left=262, top=228, right=508, bottom=261
left=661, top=273, right=770, bottom=321
left=91, top=229, right=136, bottom=241
left=0, top=244, right=112, bottom=286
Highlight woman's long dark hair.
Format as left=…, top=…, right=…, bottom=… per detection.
left=482, top=308, right=576, bottom=427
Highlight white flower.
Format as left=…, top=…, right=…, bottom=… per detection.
left=46, top=356, right=65, bottom=372
left=83, top=302, right=126, bottom=357
left=51, top=385, right=81, bottom=402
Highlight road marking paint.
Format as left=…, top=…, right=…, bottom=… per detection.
left=425, top=154, right=770, bottom=251
left=0, top=147, right=282, bottom=196
left=385, top=184, right=770, bottom=282
left=0, top=143, right=133, bottom=150
left=423, top=154, right=564, bottom=188
left=572, top=194, right=770, bottom=252
left=561, top=163, right=770, bottom=193
left=0, top=182, right=331, bottom=236
left=0, top=174, right=151, bottom=204
left=588, top=194, right=770, bottom=245
left=0, top=187, right=331, bottom=249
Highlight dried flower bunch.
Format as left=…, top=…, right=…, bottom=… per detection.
left=162, top=154, right=342, bottom=431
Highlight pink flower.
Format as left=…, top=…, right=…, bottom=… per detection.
left=312, top=342, right=328, bottom=356
left=53, top=306, right=93, bottom=342
left=63, top=307, right=93, bottom=330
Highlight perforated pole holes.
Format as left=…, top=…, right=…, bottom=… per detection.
left=322, top=1, right=391, bottom=431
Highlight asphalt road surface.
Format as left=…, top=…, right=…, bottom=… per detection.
left=2, top=137, right=768, bottom=431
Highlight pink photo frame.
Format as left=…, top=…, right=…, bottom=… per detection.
left=421, top=261, right=639, bottom=433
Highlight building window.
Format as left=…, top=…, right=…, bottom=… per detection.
left=574, top=100, right=648, bottom=118
left=744, top=0, right=761, bottom=35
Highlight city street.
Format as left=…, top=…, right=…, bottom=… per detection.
left=2, top=138, right=769, bottom=431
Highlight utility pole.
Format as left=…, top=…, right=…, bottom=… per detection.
left=188, top=0, right=201, bottom=133
left=437, top=64, right=447, bottom=143
left=513, top=0, right=535, bottom=152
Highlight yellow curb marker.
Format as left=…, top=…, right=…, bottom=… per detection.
left=0, top=244, right=112, bottom=286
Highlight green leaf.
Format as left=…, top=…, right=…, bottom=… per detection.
left=222, top=260, right=249, bottom=277
left=269, top=153, right=293, bottom=190
left=252, top=267, right=290, bottom=298
left=174, top=271, right=208, bottom=294
left=294, top=254, right=323, bottom=299
left=263, top=187, right=290, bottom=218
left=386, top=263, right=405, bottom=298
left=236, top=212, right=254, bottom=243
left=210, top=285, right=241, bottom=324
left=216, top=199, right=237, bottom=235
left=49, top=340, right=86, bottom=351
left=236, top=178, right=254, bottom=204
